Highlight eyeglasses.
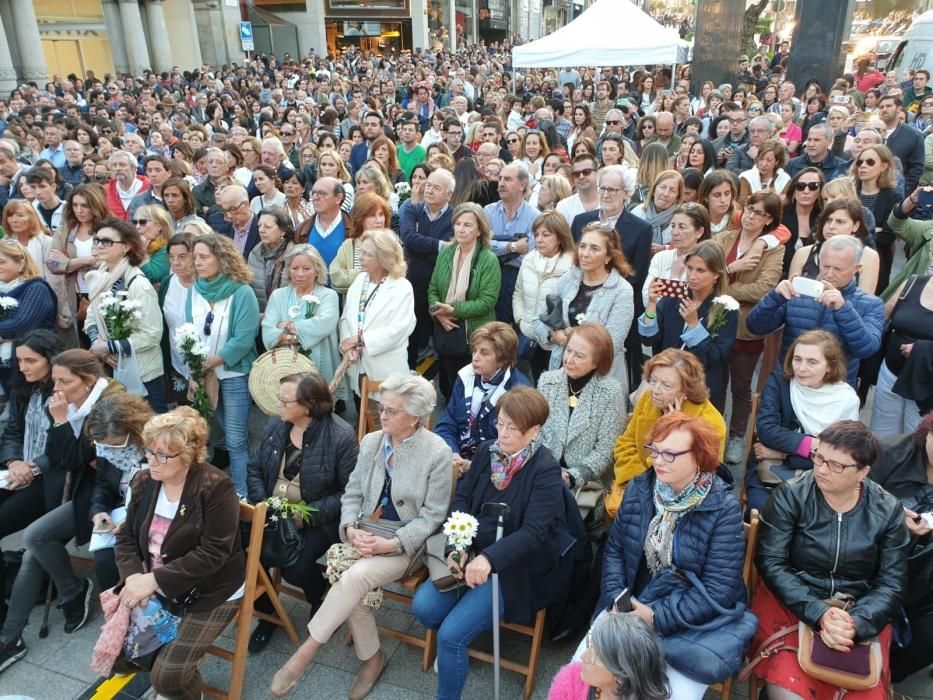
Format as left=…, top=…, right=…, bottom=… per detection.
left=494, top=419, right=523, bottom=434
left=810, top=450, right=860, bottom=473
left=644, top=444, right=692, bottom=464
left=728, top=117, right=748, bottom=125
left=92, top=236, right=121, bottom=247
left=379, top=406, right=401, bottom=417
left=203, top=310, right=215, bottom=337
left=144, top=447, right=182, bottom=464
left=281, top=130, right=295, bottom=136
left=744, top=207, right=768, bottom=218
left=276, top=397, right=299, bottom=406
left=794, top=181, right=821, bottom=192
left=221, top=202, right=246, bottom=214
left=597, top=185, right=623, bottom=196
left=310, top=189, right=333, bottom=198
left=132, top=218, right=150, bottom=226
left=856, top=157, right=877, bottom=167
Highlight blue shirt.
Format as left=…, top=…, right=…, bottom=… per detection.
left=39, top=144, right=65, bottom=169
left=483, top=200, right=540, bottom=269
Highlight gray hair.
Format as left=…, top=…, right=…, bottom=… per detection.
left=379, top=373, right=436, bottom=422
left=432, top=167, right=456, bottom=194
left=750, top=115, right=773, bottom=133
left=109, top=149, right=136, bottom=167
left=506, top=160, right=530, bottom=191
left=605, top=109, right=624, bottom=122
left=822, top=234, right=864, bottom=265
left=810, top=123, right=835, bottom=141
left=591, top=613, right=670, bottom=700
left=598, top=164, right=636, bottom=193
left=283, top=244, right=329, bottom=286
left=262, top=136, right=285, bottom=155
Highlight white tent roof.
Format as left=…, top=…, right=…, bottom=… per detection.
left=512, top=0, right=691, bottom=68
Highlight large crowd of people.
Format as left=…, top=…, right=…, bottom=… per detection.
left=0, top=31, right=931, bottom=700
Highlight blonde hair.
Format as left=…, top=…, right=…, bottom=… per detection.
left=355, top=162, right=393, bottom=201
left=192, top=233, right=253, bottom=284
left=181, top=219, right=215, bottom=237
left=360, top=228, right=406, bottom=278
left=539, top=174, right=571, bottom=205
left=143, top=406, right=210, bottom=466
left=284, top=244, right=329, bottom=287
left=0, top=200, right=47, bottom=240
left=318, top=148, right=351, bottom=183
left=0, top=238, right=42, bottom=279
left=136, top=204, right=173, bottom=249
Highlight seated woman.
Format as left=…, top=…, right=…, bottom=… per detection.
left=434, top=322, right=531, bottom=478
left=412, top=386, right=569, bottom=700
left=871, top=413, right=933, bottom=683
left=751, top=420, right=908, bottom=700
left=547, top=613, right=670, bottom=700
left=746, top=330, right=859, bottom=511
left=246, top=372, right=359, bottom=652
left=538, top=323, right=624, bottom=525
left=610, top=349, right=725, bottom=518
left=270, top=373, right=452, bottom=699
left=85, top=392, right=154, bottom=592
left=598, top=412, right=749, bottom=699
left=532, top=223, right=635, bottom=398
left=640, top=241, right=737, bottom=412
left=0, top=330, right=64, bottom=620
left=787, top=199, right=880, bottom=294
left=115, top=407, right=245, bottom=700
left=0, top=350, right=121, bottom=669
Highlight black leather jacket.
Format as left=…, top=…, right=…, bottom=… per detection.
left=756, top=471, right=909, bottom=641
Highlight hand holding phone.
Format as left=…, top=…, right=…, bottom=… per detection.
left=791, top=276, right=824, bottom=298
left=609, top=587, right=633, bottom=613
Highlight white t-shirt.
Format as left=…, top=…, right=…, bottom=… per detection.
left=74, top=236, right=94, bottom=293
left=163, top=276, right=191, bottom=376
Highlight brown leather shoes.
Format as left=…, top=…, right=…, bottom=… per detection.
left=348, top=649, right=386, bottom=700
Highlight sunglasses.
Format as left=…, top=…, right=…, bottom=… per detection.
left=605, top=120, right=621, bottom=125
left=573, top=168, right=595, bottom=178
left=203, top=309, right=215, bottom=337
left=506, top=138, right=519, bottom=144
left=794, top=181, right=820, bottom=192
left=856, top=158, right=877, bottom=167
left=132, top=218, right=150, bottom=226
left=92, top=236, right=121, bottom=247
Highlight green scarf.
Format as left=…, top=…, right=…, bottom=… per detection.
left=194, top=274, right=241, bottom=302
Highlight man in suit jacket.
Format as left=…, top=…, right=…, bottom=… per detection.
left=879, top=94, right=925, bottom=193
left=217, top=185, right=260, bottom=258
left=349, top=111, right=385, bottom=176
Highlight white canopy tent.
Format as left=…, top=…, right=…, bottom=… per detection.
left=511, top=0, right=691, bottom=68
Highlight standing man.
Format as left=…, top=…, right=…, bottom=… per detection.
left=726, top=116, right=776, bottom=175
left=396, top=117, right=426, bottom=179
left=644, top=112, right=681, bottom=158
left=39, top=123, right=66, bottom=169
left=904, top=70, right=932, bottom=115
left=295, top=177, right=350, bottom=268
left=218, top=185, right=260, bottom=258
left=129, top=155, right=171, bottom=219
left=591, top=81, right=613, bottom=135
left=556, top=154, right=601, bottom=225
left=484, top=162, right=539, bottom=324
left=105, top=151, right=151, bottom=220
left=0, top=141, right=25, bottom=215
left=193, top=148, right=230, bottom=218
left=59, top=140, right=85, bottom=187
left=785, top=123, right=849, bottom=181
left=400, top=168, right=454, bottom=368
left=442, top=118, right=474, bottom=162
left=349, top=112, right=386, bottom=175
left=879, top=94, right=925, bottom=193
left=27, top=168, right=65, bottom=232
left=713, top=104, right=750, bottom=165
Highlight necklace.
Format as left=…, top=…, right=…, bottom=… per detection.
left=568, top=385, right=583, bottom=408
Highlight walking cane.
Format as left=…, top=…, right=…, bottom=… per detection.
left=480, top=502, right=510, bottom=700
left=39, top=471, right=72, bottom=638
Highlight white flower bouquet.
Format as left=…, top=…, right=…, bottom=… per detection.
left=0, top=296, right=18, bottom=319
left=301, top=293, right=321, bottom=319
left=442, top=511, right=480, bottom=571
left=395, top=181, right=412, bottom=202
left=99, top=290, right=142, bottom=339
left=174, top=323, right=212, bottom=420
left=707, top=295, right=739, bottom=337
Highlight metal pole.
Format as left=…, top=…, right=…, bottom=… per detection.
left=481, top=502, right=510, bottom=700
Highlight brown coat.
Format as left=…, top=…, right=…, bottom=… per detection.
left=115, top=462, right=245, bottom=613
left=712, top=228, right=785, bottom=341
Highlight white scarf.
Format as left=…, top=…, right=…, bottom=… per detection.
left=789, top=378, right=860, bottom=436
left=67, top=377, right=109, bottom=438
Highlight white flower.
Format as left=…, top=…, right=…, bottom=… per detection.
left=712, top=295, right=740, bottom=312
left=120, top=299, right=143, bottom=311
left=269, top=514, right=279, bottom=523
left=575, top=313, right=587, bottom=325
left=395, top=182, right=411, bottom=195
left=443, top=511, right=480, bottom=551
left=301, top=294, right=321, bottom=306
left=0, top=297, right=18, bottom=310
left=176, top=323, right=200, bottom=343
left=98, top=293, right=119, bottom=309
left=287, top=304, right=301, bottom=319
left=191, top=341, right=210, bottom=358
left=132, top=310, right=143, bottom=320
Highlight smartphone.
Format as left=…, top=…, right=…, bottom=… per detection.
left=791, top=276, right=825, bottom=298
left=921, top=513, right=933, bottom=529
left=656, top=278, right=689, bottom=300
left=609, top=588, right=633, bottom=613
left=918, top=190, right=933, bottom=208
left=832, top=95, right=848, bottom=104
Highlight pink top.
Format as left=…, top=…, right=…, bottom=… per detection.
left=548, top=662, right=591, bottom=700
left=779, top=123, right=803, bottom=153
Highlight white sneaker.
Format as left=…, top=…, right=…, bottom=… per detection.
left=725, top=436, right=746, bottom=464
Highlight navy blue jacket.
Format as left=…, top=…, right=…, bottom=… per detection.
left=400, top=201, right=453, bottom=288
left=639, top=296, right=737, bottom=412
left=453, top=440, right=568, bottom=624
left=349, top=141, right=371, bottom=176
left=570, top=209, right=652, bottom=316
left=215, top=213, right=260, bottom=258
left=884, top=123, right=925, bottom=193
left=785, top=152, right=850, bottom=182
left=746, top=279, right=884, bottom=385
left=434, top=366, right=532, bottom=457
left=599, top=470, right=746, bottom=637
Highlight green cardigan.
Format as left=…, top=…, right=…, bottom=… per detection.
left=427, top=243, right=501, bottom=339
left=141, top=247, right=170, bottom=286
left=883, top=209, right=933, bottom=300
left=184, top=283, right=260, bottom=375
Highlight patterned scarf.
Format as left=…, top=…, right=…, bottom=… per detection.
left=644, top=471, right=714, bottom=575
left=460, top=367, right=507, bottom=458
left=489, top=434, right=540, bottom=491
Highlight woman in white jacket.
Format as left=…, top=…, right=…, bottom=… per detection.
left=339, top=228, right=416, bottom=412
left=512, top=211, right=574, bottom=379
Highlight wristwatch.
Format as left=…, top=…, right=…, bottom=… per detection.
left=508, top=241, right=516, bottom=253
left=393, top=538, right=404, bottom=554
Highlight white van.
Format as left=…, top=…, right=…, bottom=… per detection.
left=887, top=11, right=933, bottom=77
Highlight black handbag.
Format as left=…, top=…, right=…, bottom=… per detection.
left=261, top=514, right=304, bottom=569
left=432, top=323, right=468, bottom=358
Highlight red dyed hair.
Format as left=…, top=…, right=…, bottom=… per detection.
left=645, top=411, right=721, bottom=473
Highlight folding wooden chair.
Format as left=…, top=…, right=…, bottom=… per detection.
left=357, top=376, right=383, bottom=441
left=709, top=508, right=761, bottom=699
left=201, top=500, right=299, bottom=700
left=464, top=610, right=547, bottom=700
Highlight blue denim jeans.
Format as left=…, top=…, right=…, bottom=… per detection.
left=215, top=375, right=249, bottom=494
left=412, top=578, right=505, bottom=700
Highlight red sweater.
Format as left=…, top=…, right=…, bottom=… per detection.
left=105, top=176, right=151, bottom=220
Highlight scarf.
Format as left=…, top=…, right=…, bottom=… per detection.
left=641, top=202, right=677, bottom=246
left=91, top=587, right=131, bottom=676
left=257, top=238, right=291, bottom=300
left=0, top=277, right=24, bottom=294
left=789, top=378, right=860, bottom=437
left=461, top=367, right=509, bottom=457
left=87, top=259, right=132, bottom=342
left=445, top=244, right=475, bottom=304
left=67, top=377, right=109, bottom=438
left=644, top=470, right=714, bottom=575
left=489, top=434, right=541, bottom=491
left=23, top=391, right=50, bottom=463
left=193, top=273, right=241, bottom=303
